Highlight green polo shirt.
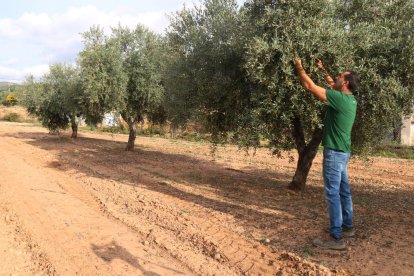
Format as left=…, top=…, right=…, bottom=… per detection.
left=322, top=89, right=357, bottom=152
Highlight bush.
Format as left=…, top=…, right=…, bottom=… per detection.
left=2, top=112, right=22, bottom=122
left=100, top=125, right=129, bottom=135
left=141, top=126, right=166, bottom=137
left=177, top=131, right=210, bottom=142
left=2, top=94, right=18, bottom=106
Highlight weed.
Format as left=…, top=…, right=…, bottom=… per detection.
left=353, top=197, right=369, bottom=206
left=181, top=209, right=192, bottom=215
left=178, top=131, right=210, bottom=143
left=384, top=240, right=393, bottom=248
left=320, top=260, right=335, bottom=270
left=301, top=245, right=315, bottom=259
left=150, top=170, right=168, bottom=180
left=207, top=177, right=218, bottom=185
left=141, top=126, right=166, bottom=137
left=101, top=126, right=128, bottom=135
left=185, top=173, right=203, bottom=182
left=2, top=112, right=22, bottom=122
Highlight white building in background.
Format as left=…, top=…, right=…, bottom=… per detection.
left=401, top=115, right=414, bottom=146
left=102, top=112, right=120, bottom=127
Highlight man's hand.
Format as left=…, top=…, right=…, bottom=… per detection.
left=315, top=58, right=324, bottom=70
left=294, top=59, right=303, bottom=70
left=293, top=53, right=304, bottom=71
left=315, top=58, right=334, bottom=88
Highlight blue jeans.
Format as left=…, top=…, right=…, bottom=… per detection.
left=323, top=148, right=353, bottom=239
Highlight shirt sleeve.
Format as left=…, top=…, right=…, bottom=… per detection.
left=326, top=90, right=342, bottom=110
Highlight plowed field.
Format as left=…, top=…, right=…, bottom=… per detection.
left=1, top=121, right=413, bottom=275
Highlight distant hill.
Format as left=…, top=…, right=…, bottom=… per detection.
left=0, top=82, right=20, bottom=91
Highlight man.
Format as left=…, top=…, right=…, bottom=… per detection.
left=294, top=57, right=359, bottom=250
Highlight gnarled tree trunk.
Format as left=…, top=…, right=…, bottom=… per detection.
left=125, top=117, right=137, bottom=151
left=70, top=116, right=79, bottom=139
left=289, top=117, right=323, bottom=190
left=392, top=118, right=402, bottom=143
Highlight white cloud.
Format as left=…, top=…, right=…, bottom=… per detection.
left=2, top=57, right=21, bottom=66
left=0, top=5, right=172, bottom=81
left=23, top=64, right=50, bottom=79
left=0, top=5, right=168, bottom=43
left=0, top=64, right=49, bottom=83
left=0, top=0, right=245, bottom=82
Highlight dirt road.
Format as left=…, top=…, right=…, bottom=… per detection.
left=1, top=121, right=413, bottom=275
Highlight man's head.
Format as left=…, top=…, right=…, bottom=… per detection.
left=334, top=71, right=359, bottom=93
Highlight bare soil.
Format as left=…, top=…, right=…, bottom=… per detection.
left=0, top=121, right=413, bottom=275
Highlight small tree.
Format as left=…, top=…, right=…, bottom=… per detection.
left=111, top=24, right=166, bottom=151
left=23, top=64, right=83, bottom=137
left=78, top=25, right=127, bottom=126
left=165, top=0, right=252, bottom=144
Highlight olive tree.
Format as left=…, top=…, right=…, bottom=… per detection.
left=338, top=0, right=414, bottom=152
left=166, top=0, right=414, bottom=190
left=78, top=26, right=127, bottom=126
left=243, top=0, right=355, bottom=190
left=24, top=63, right=83, bottom=137
left=244, top=0, right=414, bottom=190
left=165, top=0, right=253, bottom=143
left=111, top=25, right=166, bottom=151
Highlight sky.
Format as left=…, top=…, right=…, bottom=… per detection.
left=0, top=0, right=244, bottom=83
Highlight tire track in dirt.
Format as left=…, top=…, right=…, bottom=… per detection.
left=0, top=203, right=55, bottom=275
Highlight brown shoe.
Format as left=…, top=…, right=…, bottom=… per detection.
left=343, top=228, right=355, bottom=238
left=313, top=237, right=346, bottom=250
left=325, top=227, right=355, bottom=238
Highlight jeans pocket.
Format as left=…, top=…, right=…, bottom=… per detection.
left=323, top=149, right=341, bottom=178
left=323, top=149, right=335, bottom=166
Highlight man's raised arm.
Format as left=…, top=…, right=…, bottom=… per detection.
left=315, top=59, right=335, bottom=89
left=294, top=58, right=327, bottom=102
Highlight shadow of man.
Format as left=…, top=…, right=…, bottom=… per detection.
left=91, top=240, right=160, bottom=276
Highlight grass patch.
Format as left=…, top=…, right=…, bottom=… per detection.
left=185, top=172, right=203, bottom=182
left=176, top=131, right=210, bottom=143
left=373, top=145, right=414, bottom=159
left=0, top=106, right=38, bottom=124
left=141, top=126, right=166, bottom=137
left=384, top=240, right=393, bottom=248
left=100, top=126, right=129, bottom=135
left=1, top=112, right=23, bottom=122
left=301, top=245, right=315, bottom=259
left=353, top=196, right=370, bottom=206
left=319, top=260, right=335, bottom=270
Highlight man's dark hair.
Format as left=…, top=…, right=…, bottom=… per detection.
left=345, top=71, right=359, bottom=93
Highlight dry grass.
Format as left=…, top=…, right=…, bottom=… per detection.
left=0, top=105, right=35, bottom=122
